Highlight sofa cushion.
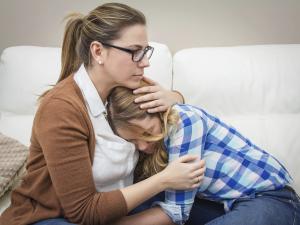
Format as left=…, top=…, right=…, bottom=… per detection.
left=0, top=133, right=28, bottom=199
left=0, top=112, right=34, bottom=146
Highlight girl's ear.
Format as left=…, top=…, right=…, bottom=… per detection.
left=90, top=41, right=106, bottom=65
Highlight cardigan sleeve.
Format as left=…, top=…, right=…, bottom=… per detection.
left=35, top=98, right=127, bottom=225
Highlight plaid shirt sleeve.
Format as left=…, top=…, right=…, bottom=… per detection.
left=153, top=105, right=206, bottom=225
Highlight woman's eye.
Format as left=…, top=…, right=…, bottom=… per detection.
left=131, top=48, right=141, bottom=52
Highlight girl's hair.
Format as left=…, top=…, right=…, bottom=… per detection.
left=106, top=82, right=179, bottom=181
left=40, top=3, right=146, bottom=98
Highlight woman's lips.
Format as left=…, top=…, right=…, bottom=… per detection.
left=132, top=74, right=143, bottom=80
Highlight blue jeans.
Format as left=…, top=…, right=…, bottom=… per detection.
left=31, top=218, right=75, bottom=225
left=32, top=187, right=300, bottom=225
left=131, top=186, right=300, bottom=225
left=207, top=186, right=300, bottom=225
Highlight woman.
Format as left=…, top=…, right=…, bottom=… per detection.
left=106, top=84, right=300, bottom=225
left=0, top=3, right=206, bottom=225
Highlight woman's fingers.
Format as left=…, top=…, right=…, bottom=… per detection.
left=134, top=92, right=159, bottom=103
left=146, top=105, right=168, bottom=113
left=190, top=174, right=205, bottom=189
left=133, top=78, right=178, bottom=113
left=139, top=99, right=161, bottom=109
left=162, top=156, right=205, bottom=190
left=191, top=166, right=206, bottom=178
left=139, top=100, right=169, bottom=113
left=133, top=85, right=160, bottom=96
left=193, top=175, right=203, bottom=184
left=189, top=159, right=205, bottom=172
left=176, top=154, right=199, bottom=163
left=188, top=159, right=205, bottom=189
left=199, top=159, right=205, bottom=168
left=191, top=181, right=202, bottom=189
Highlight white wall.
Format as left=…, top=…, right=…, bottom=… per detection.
left=0, top=0, right=300, bottom=53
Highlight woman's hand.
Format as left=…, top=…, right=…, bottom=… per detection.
left=133, top=76, right=184, bottom=113
left=159, top=155, right=205, bottom=190
left=119, top=154, right=205, bottom=212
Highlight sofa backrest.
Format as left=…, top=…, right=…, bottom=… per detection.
left=173, top=44, right=300, bottom=116
left=172, top=44, right=300, bottom=192
left=0, top=46, right=61, bottom=114
left=0, top=42, right=172, bottom=114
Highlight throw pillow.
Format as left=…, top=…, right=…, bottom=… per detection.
left=0, top=133, right=29, bottom=198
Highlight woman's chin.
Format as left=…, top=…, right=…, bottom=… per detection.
left=122, top=81, right=140, bottom=90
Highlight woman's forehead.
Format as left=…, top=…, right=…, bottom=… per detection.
left=115, top=24, right=148, bottom=47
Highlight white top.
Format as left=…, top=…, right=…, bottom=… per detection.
left=74, top=65, right=138, bottom=192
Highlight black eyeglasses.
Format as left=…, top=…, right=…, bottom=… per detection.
left=101, top=42, right=154, bottom=62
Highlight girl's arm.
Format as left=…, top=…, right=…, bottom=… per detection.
left=114, top=106, right=207, bottom=225
left=133, top=76, right=184, bottom=113
left=120, top=154, right=205, bottom=212
left=156, top=106, right=206, bottom=224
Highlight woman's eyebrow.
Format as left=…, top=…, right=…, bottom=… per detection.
left=128, top=44, right=145, bottom=49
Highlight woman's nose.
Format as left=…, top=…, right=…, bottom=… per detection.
left=138, top=55, right=150, bottom=68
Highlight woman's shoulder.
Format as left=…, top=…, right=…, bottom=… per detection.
left=46, top=75, right=82, bottom=99
left=35, top=75, right=88, bottom=123
left=39, top=76, right=84, bottom=108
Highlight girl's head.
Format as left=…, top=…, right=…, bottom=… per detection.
left=107, top=82, right=179, bottom=180
left=59, top=3, right=153, bottom=89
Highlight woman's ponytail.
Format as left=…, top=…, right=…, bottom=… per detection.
left=58, top=13, right=83, bottom=83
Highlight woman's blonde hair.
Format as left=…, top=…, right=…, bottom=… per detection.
left=107, top=82, right=179, bottom=181
left=40, top=3, right=146, bottom=98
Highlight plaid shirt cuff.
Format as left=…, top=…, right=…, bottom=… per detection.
left=152, top=201, right=184, bottom=225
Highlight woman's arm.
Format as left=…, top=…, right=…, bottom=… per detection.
left=120, top=154, right=205, bottom=212
left=133, top=76, right=184, bottom=113
left=36, top=99, right=128, bottom=225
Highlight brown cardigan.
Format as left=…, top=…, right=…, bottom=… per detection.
left=0, top=75, right=128, bottom=225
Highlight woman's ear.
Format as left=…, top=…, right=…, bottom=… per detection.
left=90, top=41, right=106, bottom=65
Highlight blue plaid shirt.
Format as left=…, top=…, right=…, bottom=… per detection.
left=154, top=104, right=292, bottom=225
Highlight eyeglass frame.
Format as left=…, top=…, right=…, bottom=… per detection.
left=101, top=42, right=154, bottom=62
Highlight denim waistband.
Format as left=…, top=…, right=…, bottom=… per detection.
left=256, top=185, right=300, bottom=203
left=285, top=185, right=300, bottom=201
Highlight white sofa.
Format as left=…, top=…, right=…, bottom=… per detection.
left=0, top=42, right=299, bottom=214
